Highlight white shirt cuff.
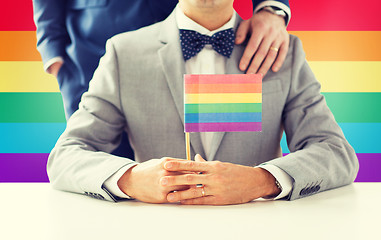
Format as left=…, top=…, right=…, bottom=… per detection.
left=254, top=1, right=291, bottom=26
left=103, top=164, right=137, bottom=199
left=44, top=56, right=64, bottom=72
left=258, top=164, right=293, bottom=200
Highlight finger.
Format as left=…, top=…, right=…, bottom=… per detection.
left=180, top=196, right=217, bottom=205
left=160, top=173, right=208, bottom=187
left=167, top=185, right=207, bottom=202
left=272, top=41, right=288, bottom=72
left=162, top=157, right=188, bottom=162
left=161, top=157, right=188, bottom=169
left=239, top=30, right=263, bottom=71
left=235, top=20, right=250, bottom=45
left=170, top=185, right=191, bottom=192
left=164, top=159, right=210, bottom=172
left=257, top=43, right=280, bottom=76
left=246, top=37, right=272, bottom=74
left=194, top=154, right=206, bottom=162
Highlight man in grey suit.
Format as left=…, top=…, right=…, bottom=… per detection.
left=48, top=0, right=358, bottom=205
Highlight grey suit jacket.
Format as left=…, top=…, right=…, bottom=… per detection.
left=48, top=11, right=359, bottom=202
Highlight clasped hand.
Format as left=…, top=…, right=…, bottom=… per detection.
left=118, top=155, right=280, bottom=205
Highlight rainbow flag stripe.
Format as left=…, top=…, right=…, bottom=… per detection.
left=184, top=74, right=262, bottom=132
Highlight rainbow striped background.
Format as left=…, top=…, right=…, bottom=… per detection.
left=184, top=74, right=262, bottom=132
left=0, top=0, right=380, bottom=182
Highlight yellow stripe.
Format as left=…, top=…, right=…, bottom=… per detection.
left=309, top=61, right=381, bottom=92
left=185, top=93, right=262, bottom=104
left=0, top=61, right=59, bottom=92
left=1, top=61, right=380, bottom=93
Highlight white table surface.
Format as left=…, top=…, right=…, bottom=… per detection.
left=0, top=183, right=380, bottom=240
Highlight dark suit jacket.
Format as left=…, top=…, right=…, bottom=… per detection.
left=33, top=0, right=289, bottom=116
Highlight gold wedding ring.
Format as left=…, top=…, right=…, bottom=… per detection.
left=201, top=186, right=205, bottom=197
left=270, top=47, right=279, bottom=52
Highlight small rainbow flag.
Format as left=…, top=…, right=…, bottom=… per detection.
left=184, top=74, right=262, bottom=132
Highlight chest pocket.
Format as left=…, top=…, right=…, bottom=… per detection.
left=68, top=0, right=108, bottom=9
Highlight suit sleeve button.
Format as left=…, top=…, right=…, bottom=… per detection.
left=300, top=188, right=305, bottom=196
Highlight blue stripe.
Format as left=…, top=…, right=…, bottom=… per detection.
left=0, top=123, right=380, bottom=153
left=280, top=123, right=381, bottom=153
left=0, top=123, right=66, bottom=153
left=185, top=112, right=262, bottom=123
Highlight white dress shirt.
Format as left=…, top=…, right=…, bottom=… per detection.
left=104, top=4, right=293, bottom=200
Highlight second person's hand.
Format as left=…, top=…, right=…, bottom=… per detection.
left=235, top=9, right=289, bottom=76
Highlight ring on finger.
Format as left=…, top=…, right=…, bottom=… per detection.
left=201, top=186, right=205, bottom=197
left=270, top=46, right=279, bottom=52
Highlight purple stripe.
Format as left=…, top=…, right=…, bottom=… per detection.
left=0, top=153, right=49, bottom=182
left=0, top=153, right=379, bottom=182
left=185, top=122, right=262, bottom=132
left=354, top=153, right=381, bottom=182
left=281, top=153, right=380, bottom=182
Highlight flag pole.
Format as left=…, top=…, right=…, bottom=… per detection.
left=185, top=132, right=191, bottom=160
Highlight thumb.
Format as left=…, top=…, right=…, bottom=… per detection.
left=195, top=154, right=207, bottom=162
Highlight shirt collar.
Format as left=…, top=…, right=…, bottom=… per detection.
left=175, top=4, right=236, bottom=36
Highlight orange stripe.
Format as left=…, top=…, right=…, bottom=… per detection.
left=0, top=31, right=41, bottom=61
left=1, top=31, right=380, bottom=62
left=185, top=83, right=262, bottom=94
left=289, top=31, right=381, bottom=61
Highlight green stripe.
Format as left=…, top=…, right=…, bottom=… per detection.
left=322, top=92, right=381, bottom=123
left=0, top=92, right=380, bottom=123
left=185, top=103, right=262, bottom=114
left=0, top=93, right=65, bottom=123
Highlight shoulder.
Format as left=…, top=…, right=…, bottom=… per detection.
left=288, top=35, right=306, bottom=60
left=109, top=22, right=164, bottom=52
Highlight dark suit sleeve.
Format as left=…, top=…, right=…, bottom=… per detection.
left=253, top=0, right=289, bottom=8
left=33, top=0, right=68, bottom=65
left=253, top=0, right=291, bottom=24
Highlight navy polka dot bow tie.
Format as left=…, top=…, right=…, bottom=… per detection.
left=179, top=28, right=235, bottom=61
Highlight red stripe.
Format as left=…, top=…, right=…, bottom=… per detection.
left=233, top=0, right=253, bottom=20
left=0, top=0, right=36, bottom=31
left=288, top=0, right=381, bottom=31
left=1, top=0, right=380, bottom=31
left=185, top=74, right=262, bottom=85
left=185, top=83, right=262, bottom=94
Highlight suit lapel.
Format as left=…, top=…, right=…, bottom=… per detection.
left=157, top=11, right=205, bottom=158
